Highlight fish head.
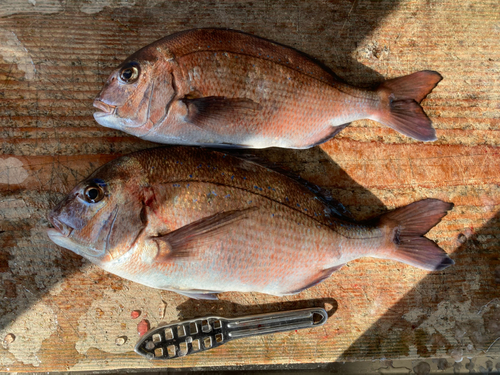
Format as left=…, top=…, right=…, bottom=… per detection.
left=47, top=157, right=149, bottom=265
left=93, top=47, right=176, bottom=136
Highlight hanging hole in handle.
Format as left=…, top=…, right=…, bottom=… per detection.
left=312, top=311, right=327, bottom=325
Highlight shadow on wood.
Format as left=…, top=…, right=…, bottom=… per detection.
left=340, top=210, right=500, bottom=366
left=175, top=297, right=338, bottom=324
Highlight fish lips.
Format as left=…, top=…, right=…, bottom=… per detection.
left=93, top=99, right=116, bottom=116
left=47, top=214, right=80, bottom=254
left=47, top=215, right=106, bottom=259
left=93, top=100, right=131, bottom=131
left=93, top=100, right=118, bottom=123
left=48, top=214, right=73, bottom=238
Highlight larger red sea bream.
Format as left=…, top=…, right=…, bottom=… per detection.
left=47, top=147, right=454, bottom=300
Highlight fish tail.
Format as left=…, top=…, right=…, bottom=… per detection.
left=376, top=199, right=454, bottom=271
left=376, top=70, right=442, bottom=141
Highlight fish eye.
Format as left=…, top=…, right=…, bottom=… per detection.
left=84, top=185, right=105, bottom=203
left=119, top=63, right=140, bottom=83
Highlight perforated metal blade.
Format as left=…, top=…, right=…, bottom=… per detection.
left=135, top=307, right=328, bottom=360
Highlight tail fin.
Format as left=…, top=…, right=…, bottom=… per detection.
left=377, top=199, right=454, bottom=271
left=376, top=70, right=442, bottom=142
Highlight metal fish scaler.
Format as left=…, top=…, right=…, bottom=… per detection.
left=94, top=28, right=442, bottom=149
left=47, top=147, right=453, bottom=300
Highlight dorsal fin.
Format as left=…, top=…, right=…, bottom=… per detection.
left=212, top=149, right=353, bottom=220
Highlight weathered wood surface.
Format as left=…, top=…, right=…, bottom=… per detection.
left=0, top=0, right=499, bottom=372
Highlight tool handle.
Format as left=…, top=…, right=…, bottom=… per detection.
left=226, top=307, right=327, bottom=339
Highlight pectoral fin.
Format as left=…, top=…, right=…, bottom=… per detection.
left=182, top=96, right=261, bottom=130
left=153, top=206, right=258, bottom=261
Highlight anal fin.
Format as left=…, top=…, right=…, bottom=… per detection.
left=310, top=123, right=350, bottom=147
left=285, top=264, right=345, bottom=295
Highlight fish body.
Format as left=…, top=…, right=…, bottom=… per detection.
left=94, top=29, right=442, bottom=149
left=47, top=147, right=453, bottom=299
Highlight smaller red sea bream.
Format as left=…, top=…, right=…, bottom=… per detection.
left=93, top=28, right=442, bottom=149
left=47, top=147, right=454, bottom=300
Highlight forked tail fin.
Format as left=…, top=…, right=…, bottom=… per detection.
left=377, top=199, right=454, bottom=271
left=376, top=71, right=442, bottom=142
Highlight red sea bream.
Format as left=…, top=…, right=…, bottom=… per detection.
left=47, top=147, right=454, bottom=300
left=93, top=29, right=442, bottom=149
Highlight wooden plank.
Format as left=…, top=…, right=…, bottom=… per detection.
left=0, top=0, right=499, bottom=372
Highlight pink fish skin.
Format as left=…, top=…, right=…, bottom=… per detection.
left=47, top=147, right=453, bottom=300
left=93, top=28, right=442, bottom=149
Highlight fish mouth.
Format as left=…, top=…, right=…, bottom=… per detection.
left=93, top=100, right=117, bottom=117
left=49, top=216, right=74, bottom=237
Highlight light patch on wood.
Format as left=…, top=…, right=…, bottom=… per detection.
left=80, top=0, right=136, bottom=14
left=0, top=30, right=35, bottom=80
left=73, top=282, right=176, bottom=357
left=403, top=299, right=500, bottom=363
left=0, top=303, right=57, bottom=367
left=0, top=158, right=29, bottom=185
left=47, top=279, right=66, bottom=297
left=0, top=0, right=61, bottom=17
left=0, top=354, right=14, bottom=368
left=71, top=356, right=152, bottom=371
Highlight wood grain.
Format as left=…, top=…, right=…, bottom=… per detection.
left=0, top=0, right=499, bottom=372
